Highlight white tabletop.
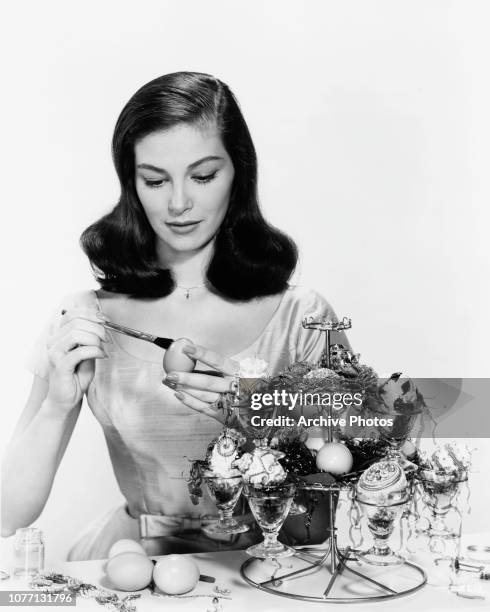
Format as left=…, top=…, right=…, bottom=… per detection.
left=2, top=533, right=489, bottom=612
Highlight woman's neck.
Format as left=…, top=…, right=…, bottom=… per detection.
left=156, top=240, right=213, bottom=287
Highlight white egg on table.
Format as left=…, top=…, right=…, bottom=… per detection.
left=163, top=338, right=196, bottom=373
left=153, top=555, right=200, bottom=595
left=106, top=551, right=154, bottom=591
left=316, top=442, right=353, bottom=475
left=108, top=539, right=146, bottom=559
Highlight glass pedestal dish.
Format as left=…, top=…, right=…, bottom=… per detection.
left=202, top=471, right=249, bottom=536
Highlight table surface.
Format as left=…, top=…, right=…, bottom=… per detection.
left=2, top=532, right=489, bottom=612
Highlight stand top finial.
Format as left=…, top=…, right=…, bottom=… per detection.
left=302, top=315, right=352, bottom=332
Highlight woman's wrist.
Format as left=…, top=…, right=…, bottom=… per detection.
left=39, top=396, right=81, bottom=420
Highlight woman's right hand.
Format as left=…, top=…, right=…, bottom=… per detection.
left=45, top=307, right=108, bottom=414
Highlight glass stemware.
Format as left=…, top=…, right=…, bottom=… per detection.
left=202, top=471, right=249, bottom=535
left=244, top=481, right=297, bottom=558
left=418, top=468, right=468, bottom=539
left=357, top=498, right=409, bottom=566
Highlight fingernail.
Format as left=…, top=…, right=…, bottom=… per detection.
left=166, top=373, right=179, bottom=383
left=174, top=391, right=185, bottom=401
left=182, top=345, right=196, bottom=356
left=96, top=312, right=110, bottom=321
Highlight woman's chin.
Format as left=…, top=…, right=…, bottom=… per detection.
left=157, top=231, right=216, bottom=257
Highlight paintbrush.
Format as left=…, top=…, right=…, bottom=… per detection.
left=61, top=311, right=174, bottom=349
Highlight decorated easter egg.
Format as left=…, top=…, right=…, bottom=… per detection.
left=108, top=539, right=146, bottom=559
left=106, top=551, right=153, bottom=591
left=356, top=459, right=408, bottom=505
left=315, top=442, right=353, bottom=475
left=153, top=555, right=200, bottom=595
left=163, top=338, right=196, bottom=373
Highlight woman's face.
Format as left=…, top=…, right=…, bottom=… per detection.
left=134, top=123, right=234, bottom=261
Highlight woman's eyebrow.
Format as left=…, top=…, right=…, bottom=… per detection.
left=137, top=156, right=224, bottom=174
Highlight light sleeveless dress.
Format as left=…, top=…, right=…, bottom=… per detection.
left=26, top=285, right=348, bottom=560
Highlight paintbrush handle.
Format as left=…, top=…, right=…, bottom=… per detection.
left=101, top=320, right=159, bottom=343
left=74, top=315, right=173, bottom=349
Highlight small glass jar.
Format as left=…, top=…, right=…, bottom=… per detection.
left=12, top=528, right=44, bottom=578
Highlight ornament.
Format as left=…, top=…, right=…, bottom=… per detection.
left=236, top=447, right=287, bottom=485
left=163, top=338, right=196, bottom=373
left=108, top=539, right=146, bottom=559
left=356, top=459, right=408, bottom=506
left=153, top=555, right=200, bottom=595
left=329, top=344, right=360, bottom=375
left=315, top=442, right=353, bottom=475
left=205, top=428, right=246, bottom=478
left=105, top=552, right=153, bottom=591
left=305, top=436, right=325, bottom=453
left=378, top=374, right=423, bottom=415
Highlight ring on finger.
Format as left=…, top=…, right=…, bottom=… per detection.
left=210, top=395, right=228, bottom=412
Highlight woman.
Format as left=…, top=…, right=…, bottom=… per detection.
left=2, top=72, right=348, bottom=559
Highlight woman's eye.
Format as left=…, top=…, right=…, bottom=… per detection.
left=192, top=171, right=217, bottom=184
left=143, top=178, right=167, bottom=188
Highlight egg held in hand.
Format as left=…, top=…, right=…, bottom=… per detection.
left=108, top=539, right=146, bottom=559
left=316, top=442, right=353, bottom=475
left=105, top=552, right=154, bottom=591
left=153, top=555, right=200, bottom=595
left=163, top=338, right=196, bottom=373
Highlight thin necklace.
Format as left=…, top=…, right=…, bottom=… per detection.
left=175, top=284, right=206, bottom=299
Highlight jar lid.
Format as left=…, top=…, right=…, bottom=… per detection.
left=14, top=528, right=44, bottom=543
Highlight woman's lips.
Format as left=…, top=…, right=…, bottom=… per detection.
left=165, top=220, right=202, bottom=234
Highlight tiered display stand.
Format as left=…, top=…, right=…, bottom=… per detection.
left=240, top=316, right=427, bottom=603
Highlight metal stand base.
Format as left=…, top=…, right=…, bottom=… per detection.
left=240, top=536, right=427, bottom=604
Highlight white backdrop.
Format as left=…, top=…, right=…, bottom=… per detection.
left=1, top=0, right=489, bottom=562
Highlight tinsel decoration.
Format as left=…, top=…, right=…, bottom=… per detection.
left=29, top=573, right=141, bottom=612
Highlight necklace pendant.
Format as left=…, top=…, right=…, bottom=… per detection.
left=185, top=290, right=190, bottom=299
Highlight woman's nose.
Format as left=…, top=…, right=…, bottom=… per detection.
left=168, top=182, right=192, bottom=215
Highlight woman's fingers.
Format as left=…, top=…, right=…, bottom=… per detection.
left=164, top=371, right=236, bottom=394
left=48, top=329, right=105, bottom=355
left=182, top=343, right=238, bottom=376
left=51, top=345, right=108, bottom=373
left=57, top=315, right=107, bottom=342
left=173, top=390, right=225, bottom=422
left=175, top=387, right=221, bottom=404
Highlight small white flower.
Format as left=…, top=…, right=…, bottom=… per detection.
left=238, top=357, right=269, bottom=377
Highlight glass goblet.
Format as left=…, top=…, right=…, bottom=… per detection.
left=202, top=471, right=249, bottom=536
left=244, top=481, right=296, bottom=558
left=357, top=498, right=409, bottom=566
left=418, top=469, right=467, bottom=539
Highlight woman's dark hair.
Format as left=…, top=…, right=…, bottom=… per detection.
left=80, top=71, right=297, bottom=300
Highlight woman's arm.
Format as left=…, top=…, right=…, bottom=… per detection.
left=1, top=377, right=82, bottom=536
left=1, top=307, right=108, bottom=537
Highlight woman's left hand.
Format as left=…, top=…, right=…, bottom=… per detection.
left=163, top=342, right=239, bottom=422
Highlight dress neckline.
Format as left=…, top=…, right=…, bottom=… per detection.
left=92, top=287, right=292, bottom=364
